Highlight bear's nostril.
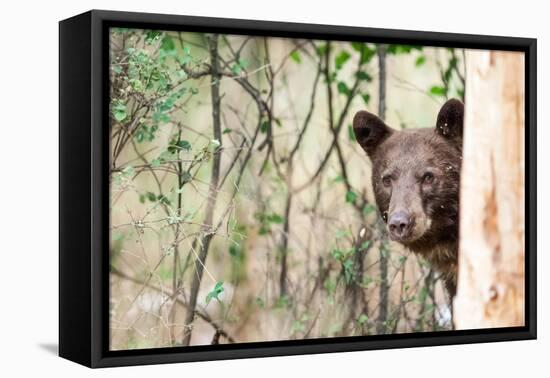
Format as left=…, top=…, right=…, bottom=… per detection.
left=398, top=222, right=407, bottom=233
left=388, top=211, right=412, bottom=239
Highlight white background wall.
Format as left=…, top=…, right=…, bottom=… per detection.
left=0, top=0, right=546, bottom=376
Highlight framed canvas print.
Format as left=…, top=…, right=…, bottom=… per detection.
left=59, top=10, right=536, bottom=368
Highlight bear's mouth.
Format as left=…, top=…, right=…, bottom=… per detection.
left=388, top=227, right=417, bottom=243
left=386, top=216, right=432, bottom=244
left=388, top=231, right=424, bottom=245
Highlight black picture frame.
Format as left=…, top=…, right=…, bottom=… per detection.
left=59, top=9, right=537, bottom=368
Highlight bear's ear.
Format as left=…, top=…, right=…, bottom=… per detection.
left=353, top=110, right=392, bottom=157
left=436, top=98, right=464, bottom=141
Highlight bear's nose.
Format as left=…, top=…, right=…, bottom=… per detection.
left=388, top=211, right=413, bottom=240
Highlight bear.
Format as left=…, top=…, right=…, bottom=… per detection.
left=352, top=99, right=464, bottom=298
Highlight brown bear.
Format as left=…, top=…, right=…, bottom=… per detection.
left=353, top=99, right=464, bottom=297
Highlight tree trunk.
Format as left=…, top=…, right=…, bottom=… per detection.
left=182, top=34, right=222, bottom=346
left=376, top=44, right=389, bottom=334
left=454, top=50, right=525, bottom=329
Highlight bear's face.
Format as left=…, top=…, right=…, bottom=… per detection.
left=353, top=99, right=464, bottom=249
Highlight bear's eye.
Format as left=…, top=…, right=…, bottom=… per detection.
left=423, top=172, right=435, bottom=184
left=382, top=175, right=392, bottom=187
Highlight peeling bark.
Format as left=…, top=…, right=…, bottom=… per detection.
left=454, top=50, right=525, bottom=329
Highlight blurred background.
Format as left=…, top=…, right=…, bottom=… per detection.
left=108, top=28, right=466, bottom=350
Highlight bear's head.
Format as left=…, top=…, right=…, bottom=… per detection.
left=353, top=99, right=464, bottom=250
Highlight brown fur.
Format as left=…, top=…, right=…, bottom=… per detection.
left=353, top=99, right=464, bottom=297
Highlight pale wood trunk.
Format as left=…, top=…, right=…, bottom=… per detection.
left=454, top=50, right=525, bottom=329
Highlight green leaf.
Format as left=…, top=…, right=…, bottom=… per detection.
left=358, top=314, right=369, bottom=326
left=333, top=175, right=345, bottom=183
left=231, top=58, right=249, bottom=76
left=158, top=194, right=171, bottom=205
left=356, top=71, right=372, bottom=81
left=222, top=128, right=232, bottom=134
left=113, top=111, right=126, bottom=122
left=430, top=86, right=447, bottom=96
left=144, top=30, right=162, bottom=44
left=129, top=78, right=144, bottom=92
left=112, top=233, right=125, bottom=242
left=267, top=214, right=284, bottom=224
left=175, top=140, right=192, bottom=151
left=205, top=281, right=225, bottom=304
left=121, top=165, right=135, bottom=177
left=274, top=295, right=290, bottom=309
left=381, top=245, right=389, bottom=258
left=229, top=244, right=242, bottom=258
left=362, top=275, right=373, bottom=288
left=112, top=102, right=127, bottom=122
left=359, top=240, right=371, bottom=252
left=343, top=259, right=354, bottom=284
left=291, top=320, right=306, bottom=334
left=337, top=81, right=350, bottom=96
left=112, top=65, right=122, bottom=74
left=136, top=129, right=145, bottom=143
left=417, top=286, right=429, bottom=303
left=348, top=124, right=356, bottom=141
left=351, top=42, right=365, bottom=52
left=387, top=44, right=422, bottom=55
left=180, top=49, right=192, bottom=65
left=351, top=42, right=375, bottom=64
left=290, top=50, right=301, bottom=64
left=331, top=248, right=343, bottom=261
left=326, top=71, right=337, bottom=84
left=113, top=27, right=130, bottom=34
left=335, top=51, right=351, bottom=70
left=160, top=36, right=175, bottom=52
left=345, top=190, right=357, bottom=204
left=335, top=229, right=351, bottom=239
left=146, top=191, right=157, bottom=202
left=415, top=56, right=426, bottom=66
left=176, top=69, right=188, bottom=79
left=324, top=277, right=336, bottom=294
left=258, top=225, right=270, bottom=235
left=444, top=67, right=453, bottom=82
left=359, top=46, right=376, bottom=64
left=449, top=56, right=458, bottom=69
left=238, top=58, right=249, bottom=70
left=315, top=44, right=328, bottom=56
left=361, top=93, right=371, bottom=105
left=255, top=297, right=265, bottom=309
left=153, top=110, right=170, bottom=124
left=362, top=203, right=375, bottom=215
left=260, top=120, right=270, bottom=133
